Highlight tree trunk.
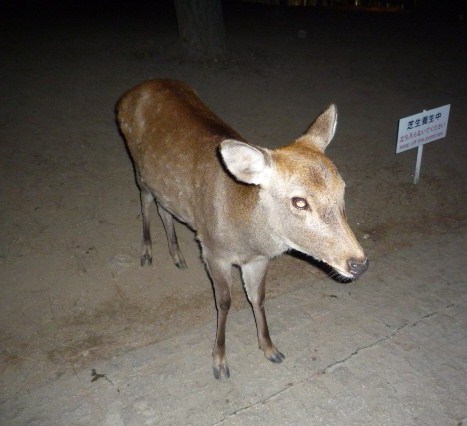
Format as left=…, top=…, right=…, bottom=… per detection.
left=173, top=0, right=226, bottom=61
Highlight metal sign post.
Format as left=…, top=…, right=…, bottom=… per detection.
left=414, top=144, right=423, bottom=184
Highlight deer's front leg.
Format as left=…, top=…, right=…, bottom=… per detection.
left=241, top=257, right=285, bottom=363
left=204, top=253, right=233, bottom=379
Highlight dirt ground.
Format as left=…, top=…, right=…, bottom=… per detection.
left=1, top=2, right=466, bottom=398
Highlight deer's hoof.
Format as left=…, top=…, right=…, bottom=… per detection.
left=213, top=363, right=230, bottom=380
left=266, top=349, right=285, bottom=364
left=141, top=254, right=152, bottom=266
left=175, top=259, right=187, bottom=269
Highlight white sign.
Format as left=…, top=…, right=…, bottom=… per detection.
left=396, top=104, right=450, bottom=154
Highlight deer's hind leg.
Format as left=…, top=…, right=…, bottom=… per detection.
left=156, top=202, right=187, bottom=269
left=140, top=188, right=154, bottom=266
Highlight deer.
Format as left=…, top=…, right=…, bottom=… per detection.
left=116, top=79, right=368, bottom=379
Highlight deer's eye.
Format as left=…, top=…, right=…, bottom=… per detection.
left=292, top=197, right=309, bottom=210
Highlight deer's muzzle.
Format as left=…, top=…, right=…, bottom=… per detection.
left=347, top=257, right=369, bottom=279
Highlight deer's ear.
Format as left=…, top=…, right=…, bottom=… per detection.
left=219, top=140, right=272, bottom=186
left=300, top=104, right=338, bottom=153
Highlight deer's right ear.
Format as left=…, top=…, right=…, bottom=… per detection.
left=219, top=140, right=272, bottom=186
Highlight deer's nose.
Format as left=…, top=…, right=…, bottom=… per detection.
left=348, top=257, right=369, bottom=278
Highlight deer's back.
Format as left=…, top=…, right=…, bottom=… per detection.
left=117, top=79, right=243, bottom=229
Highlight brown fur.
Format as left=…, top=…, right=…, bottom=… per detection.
left=117, top=79, right=368, bottom=379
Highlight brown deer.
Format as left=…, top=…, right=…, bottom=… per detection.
left=117, top=79, right=368, bottom=379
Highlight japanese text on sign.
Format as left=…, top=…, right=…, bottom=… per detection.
left=396, top=104, right=450, bottom=154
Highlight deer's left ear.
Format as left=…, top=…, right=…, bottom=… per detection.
left=300, top=104, right=338, bottom=153
left=219, top=140, right=272, bottom=186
